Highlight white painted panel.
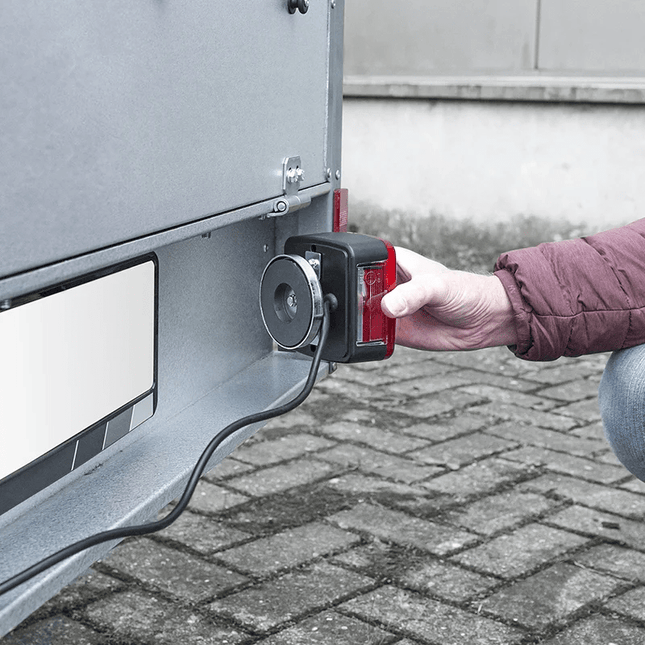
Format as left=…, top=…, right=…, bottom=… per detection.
left=0, top=261, right=155, bottom=481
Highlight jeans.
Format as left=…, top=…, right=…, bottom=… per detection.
left=599, top=344, right=645, bottom=482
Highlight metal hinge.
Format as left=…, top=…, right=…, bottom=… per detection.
left=270, top=156, right=311, bottom=216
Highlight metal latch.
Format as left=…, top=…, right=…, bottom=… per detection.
left=271, top=156, right=312, bottom=216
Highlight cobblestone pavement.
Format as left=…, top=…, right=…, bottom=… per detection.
left=5, top=346, right=645, bottom=644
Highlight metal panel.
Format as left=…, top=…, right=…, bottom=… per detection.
left=539, top=0, right=645, bottom=72
left=0, top=0, right=330, bottom=278
left=344, top=0, right=538, bottom=76
left=0, top=213, right=331, bottom=634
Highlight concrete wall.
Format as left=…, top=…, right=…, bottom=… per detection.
left=342, top=98, right=645, bottom=231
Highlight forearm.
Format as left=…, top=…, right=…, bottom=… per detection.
left=495, top=218, right=645, bottom=360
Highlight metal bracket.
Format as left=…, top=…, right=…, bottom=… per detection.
left=270, top=156, right=311, bottom=216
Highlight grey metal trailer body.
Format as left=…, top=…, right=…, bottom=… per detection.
left=0, top=1, right=345, bottom=634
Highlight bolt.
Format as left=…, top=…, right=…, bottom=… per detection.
left=325, top=168, right=332, bottom=180
left=331, top=0, right=336, bottom=7
left=308, top=258, right=320, bottom=273
left=275, top=200, right=288, bottom=213
left=335, top=169, right=341, bottom=180
left=0, top=299, right=11, bottom=310
left=263, top=244, right=269, bottom=253
left=287, top=293, right=298, bottom=307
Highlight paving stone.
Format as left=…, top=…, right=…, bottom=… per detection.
left=385, top=372, right=474, bottom=397
left=316, top=376, right=375, bottom=401
left=447, top=369, right=541, bottom=393
left=31, top=568, right=123, bottom=618
left=473, top=403, right=578, bottom=430
left=226, top=459, right=336, bottom=497
left=232, top=433, right=335, bottom=466
left=223, top=484, right=348, bottom=534
left=451, top=523, right=588, bottom=578
left=324, top=473, right=435, bottom=514
left=377, top=359, right=456, bottom=381
left=102, top=538, right=246, bottom=602
left=421, top=458, right=526, bottom=500
left=432, top=346, right=530, bottom=378
left=414, top=433, right=516, bottom=469
left=2, top=616, right=105, bottom=645
left=400, top=413, right=490, bottom=442
left=619, top=477, right=645, bottom=493
left=554, top=398, right=602, bottom=422
left=527, top=360, right=607, bottom=385
left=443, top=490, right=557, bottom=535
left=459, top=384, right=558, bottom=411
left=481, top=562, right=621, bottom=629
left=543, top=615, right=645, bottom=645
left=503, top=446, right=626, bottom=484
left=574, top=543, right=645, bottom=581
left=485, top=422, right=606, bottom=456
left=520, top=473, right=645, bottom=519
left=537, top=377, right=600, bottom=402
left=318, top=422, right=429, bottom=454
left=85, top=590, right=244, bottom=644
left=328, top=502, right=477, bottom=556
left=606, top=586, right=645, bottom=621
left=315, top=444, right=442, bottom=483
left=156, top=511, right=251, bottom=554
left=595, top=447, right=629, bottom=467
left=341, top=586, right=524, bottom=645
left=570, top=420, right=606, bottom=441
left=338, top=408, right=390, bottom=426
left=215, top=522, right=360, bottom=576
left=397, top=390, right=483, bottom=419
left=260, top=407, right=320, bottom=432
left=337, top=365, right=400, bottom=386
left=255, top=609, right=398, bottom=645
left=205, top=456, right=256, bottom=481
left=209, top=563, right=374, bottom=632
left=187, top=479, right=251, bottom=514
left=546, top=504, right=645, bottom=549
left=398, top=560, right=499, bottom=601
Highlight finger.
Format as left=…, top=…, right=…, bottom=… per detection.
left=382, top=276, right=445, bottom=318
left=393, top=247, right=449, bottom=278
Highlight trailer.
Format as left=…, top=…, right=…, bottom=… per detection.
left=0, top=0, right=346, bottom=634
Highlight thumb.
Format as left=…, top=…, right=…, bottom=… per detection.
left=382, top=277, right=442, bottom=318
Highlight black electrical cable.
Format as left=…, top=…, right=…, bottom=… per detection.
left=0, top=295, right=335, bottom=597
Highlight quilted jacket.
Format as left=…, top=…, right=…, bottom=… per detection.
left=494, top=218, right=645, bottom=361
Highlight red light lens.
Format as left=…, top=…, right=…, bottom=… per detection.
left=356, top=240, right=396, bottom=359
left=333, top=189, right=348, bottom=233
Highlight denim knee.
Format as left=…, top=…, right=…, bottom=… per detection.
left=599, top=344, right=645, bottom=482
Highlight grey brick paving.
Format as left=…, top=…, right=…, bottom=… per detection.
left=215, top=522, right=360, bottom=576
left=341, top=586, right=525, bottom=644
left=480, top=562, right=623, bottom=629
left=9, top=346, right=645, bottom=645
left=208, top=563, right=374, bottom=632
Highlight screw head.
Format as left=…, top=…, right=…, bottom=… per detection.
left=275, top=200, right=289, bottom=213
left=335, top=169, right=341, bottom=180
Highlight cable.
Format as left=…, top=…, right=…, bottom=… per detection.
left=0, top=295, right=334, bottom=597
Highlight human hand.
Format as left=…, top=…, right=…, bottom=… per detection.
left=381, top=248, right=518, bottom=351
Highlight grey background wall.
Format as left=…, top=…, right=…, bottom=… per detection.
left=342, top=0, right=645, bottom=231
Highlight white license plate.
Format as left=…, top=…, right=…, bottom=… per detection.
left=0, top=258, right=157, bottom=494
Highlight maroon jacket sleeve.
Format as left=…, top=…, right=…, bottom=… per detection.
left=493, top=219, right=645, bottom=361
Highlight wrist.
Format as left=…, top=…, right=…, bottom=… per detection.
left=485, top=275, right=519, bottom=347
